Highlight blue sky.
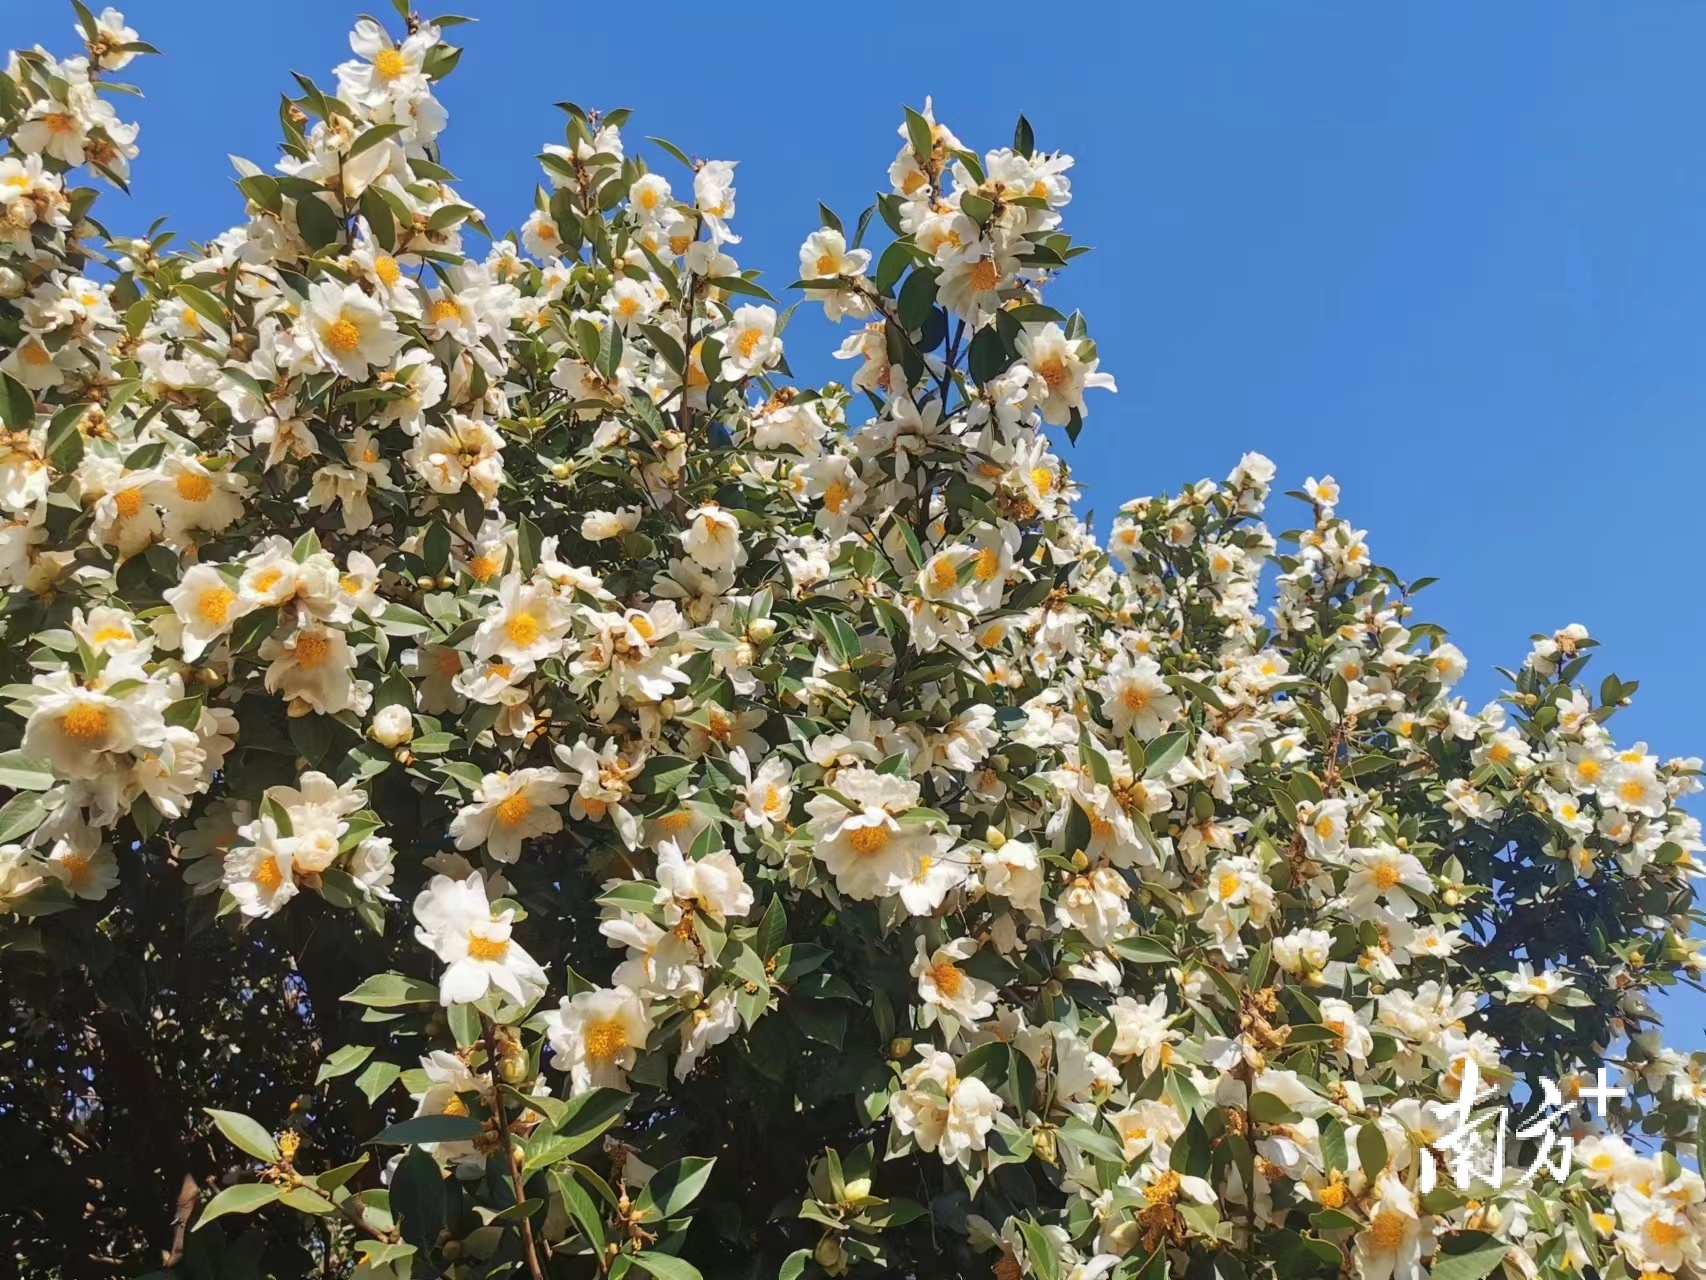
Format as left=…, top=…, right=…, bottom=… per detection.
left=8, top=1, right=1703, bottom=1040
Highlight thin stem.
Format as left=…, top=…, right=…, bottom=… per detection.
left=483, top=1016, right=546, bottom=1280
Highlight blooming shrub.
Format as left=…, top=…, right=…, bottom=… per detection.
left=1, top=6, right=1703, bottom=1280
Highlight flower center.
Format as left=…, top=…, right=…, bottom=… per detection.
left=1646, top=1219, right=1683, bottom=1247
left=113, top=487, right=144, bottom=518
left=467, top=554, right=499, bottom=582
left=930, top=961, right=964, bottom=998
left=823, top=481, right=850, bottom=513
left=372, top=255, right=401, bottom=287
left=44, top=113, right=76, bottom=135
left=583, top=1018, right=627, bottom=1063
left=1122, top=687, right=1150, bottom=713
left=61, top=702, right=110, bottom=742
left=175, top=471, right=214, bottom=502
left=975, top=547, right=1000, bottom=580
left=848, top=824, right=890, bottom=856
left=495, top=792, right=532, bottom=826
left=1035, top=355, right=1069, bottom=391
left=254, top=857, right=283, bottom=893
left=59, top=853, right=91, bottom=887
left=969, top=257, right=1001, bottom=293
left=763, top=784, right=785, bottom=814
left=735, top=327, right=763, bottom=359
left=815, top=252, right=839, bottom=275
left=429, top=297, right=461, bottom=326
left=373, top=47, right=406, bottom=79
left=1029, top=466, right=1055, bottom=495
left=1369, top=1211, right=1407, bottom=1250
left=505, top=612, right=542, bottom=647
left=1373, top=863, right=1401, bottom=892
left=197, top=585, right=235, bottom=625
left=467, top=931, right=510, bottom=962
left=293, top=631, right=332, bottom=669
left=1216, top=872, right=1241, bottom=902
left=323, top=317, right=362, bottom=354
left=930, top=559, right=960, bottom=592
left=1618, top=779, right=1646, bottom=803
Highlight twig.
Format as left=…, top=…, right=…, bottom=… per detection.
left=483, top=1015, right=546, bottom=1280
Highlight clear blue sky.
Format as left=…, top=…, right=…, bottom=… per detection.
left=8, top=1, right=1703, bottom=1041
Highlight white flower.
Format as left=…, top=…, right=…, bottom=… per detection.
left=680, top=503, right=745, bottom=573
left=717, top=305, right=780, bottom=378
left=1093, top=652, right=1180, bottom=738
left=450, top=767, right=572, bottom=864
left=911, top=936, right=997, bottom=1025
left=805, top=767, right=942, bottom=903
left=544, top=985, right=654, bottom=1095
left=301, top=280, right=404, bottom=377
left=412, top=874, right=548, bottom=1007
left=655, top=839, right=753, bottom=922
left=223, top=817, right=298, bottom=919
left=1015, top=322, right=1117, bottom=426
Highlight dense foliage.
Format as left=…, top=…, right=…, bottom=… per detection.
left=1, top=7, right=1703, bottom=1280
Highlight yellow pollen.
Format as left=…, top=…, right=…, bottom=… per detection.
left=735, top=326, right=763, bottom=360
left=1035, top=355, right=1069, bottom=391
left=59, top=853, right=90, bottom=888
left=1488, top=743, right=1511, bottom=764
left=901, top=170, right=927, bottom=195
left=175, top=471, right=214, bottom=503
left=658, top=810, right=693, bottom=832
left=323, top=317, right=363, bottom=354
left=340, top=574, right=362, bottom=595
left=292, top=631, right=332, bottom=669
left=441, top=1094, right=468, bottom=1117
left=1029, top=466, right=1055, bottom=495
left=763, top=784, right=785, bottom=814
left=196, top=586, right=236, bottom=626
left=617, top=296, right=639, bottom=318
left=428, top=297, right=461, bottom=326
left=815, top=253, right=839, bottom=275
left=372, top=254, right=401, bottom=286
left=583, top=1018, right=627, bottom=1063
left=823, top=481, right=850, bottom=513
left=847, top=825, right=889, bottom=856
left=1618, top=779, right=1647, bottom=803
left=1590, top=1153, right=1614, bottom=1171
left=1030, top=179, right=1049, bottom=199
left=61, top=702, right=110, bottom=742
left=21, top=341, right=50, bottom=366
left=113, top=487, right=144, bottom=518
left=969, top=257, right=1001, bottom=293
left=373, top=47, right=406, bottom=79
left=1646, top=1219, right=1684, bottom=1247
left=505, top=612, right=542, bottom=647
left=1317, top=1182, right=1348, bottom=1209
left=90, top=625, right=130, bottom=646
left=1122, top=686, right=1150, bottom=713
left=466, top=931, right=510, bottom=962
left=495, top=791, right=532, bottom=826
left=1216, top=872, right=1241, bottom=901
left=669, top=234, right=693, bottom=256
left=1369, top=1211, right=1407, bottom=1251
left=254, top=857, right=283, bottom=893
left=1578, top=759, right=1601, bottom=781
left=1314, top=816, right=1336, bottom=839
left=1373, top=863, right=1402, bottom=892
left=930, top=961, right=965, bottom=998
left=930, top=558, right=960, bottom=593
left=975, top=546, right=1000, bottom=580
left=251, top=567, right=284, bottom=594
left=487, top=661, right=513, bottom=679
left=467, top=554, right=499, bottom=582
left=44, top=113, right=76, bottom=135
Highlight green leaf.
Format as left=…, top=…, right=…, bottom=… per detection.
left=553, top=1167, right=608, bottom=1251
left=354, top=1060, right=401, bottom=1104
left=630, top=1255, right=703, bottom=1280
left=372, top=1114, right=483, bottom=1145
left=1015, top=1218, right=1061, bottom=1280
left=193, top=1182, right=281, bottom=1230
left=391, top=1146, right=445, bottom=1250
left=314, top=1044, right=373, bottom=1085
left=347, top=123, right=405, bottom=161
left=341, top=972, right=441, bottom=1007
left=903, top=105, right=934, bottom=162
left=0, top=752, right=55, bottom=791
left=1111, top=936, right=1178, bottom=965
left=0, top=373, right=35, bottom=429
left=1142, top=731, right=1189, bottom=780
left=1429, top=1231, right=1511, bottom=1280
left=1355, top=1122, right=1388, bottom=1178
left=1013, top=113, right=1036, bottom=158
left=897, top=267, right=937, bottom=330
left=295, top=192, right=343, bottom=250
left=633, top=1155, right=715, bottom=1222
left=204, top=1109, right=280, bottom=1163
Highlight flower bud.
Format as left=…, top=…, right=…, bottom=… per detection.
left=369, top=703, right=415, bottom=748
left=746, top=617, right=777, bottom=644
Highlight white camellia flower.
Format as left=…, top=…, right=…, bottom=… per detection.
left=412, top=873, right=548, bottom=1007
left=449, top=767, right=572, bottom=864
left=302, top=279, right=405, bottom=377
left=543, top=985, right=654, bottom=1095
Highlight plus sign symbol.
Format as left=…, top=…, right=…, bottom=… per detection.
left=1577, top=1067, right=1627, bottom=1119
